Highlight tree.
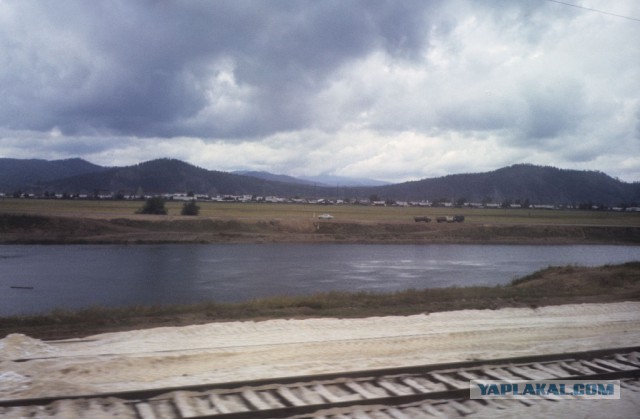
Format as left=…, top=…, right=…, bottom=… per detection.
left=137, top=197, right=168, bottom=215
left=181, top=200, right=200, bottom=216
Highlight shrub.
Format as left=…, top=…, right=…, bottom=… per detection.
left=181, top=200, right=200, bottom=216
left=137, top=197, right=168, bottom=215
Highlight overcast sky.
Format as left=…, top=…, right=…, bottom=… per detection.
left=1, top=0, right=639, bottom=182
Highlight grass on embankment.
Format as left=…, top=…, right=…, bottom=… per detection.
left=1, top=262, right=639, bottom=340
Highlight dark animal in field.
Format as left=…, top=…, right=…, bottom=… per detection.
left=414, top=216, right=431, bottom=222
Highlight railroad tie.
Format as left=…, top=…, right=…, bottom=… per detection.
left=580, top=359, right=616, bottom=373
left=313, top=384, right=360, bottom=403
left=208, top=393, right=233, bottom=414
left=449, top=400, right=475, bottom=415
left=481, top=398, right=509, bottom=410
left=2, top=346, right=638, bottom=418
left=437, top=400, right=472, bottom=417
left=593, top=358, right=637, bottom=371
left=385, top=406, right=413, bottom=419
left=134, top=403, right=159, bottom=419
left=628, top=352, right=640, bottom=366
left=456, top=370, right=480, bottom=381
left=404, top=376, right=447, bottom=392
left=527, top=362, right=568, bottom=378
left=241, top=390, right=272, bottom=410
left=616, top=353, right=640, bottom=367
left=557, top=361, right=595, bottom=375
left=296, top=385, right=326, bottom=404
left=212, top=392, right=250, bottom=413
left=429, top=373, right=466, bottom=389
left=417, top=402, right=448, bottom=418
left=277, top=386, right=307, bottom=407
left=344, top=381, right=382, bottom=399
left=480, top=367, right=518, bottom=381
left=377, top=379, right=414, bottom=396
left=172, top=391, right=199, bottom=418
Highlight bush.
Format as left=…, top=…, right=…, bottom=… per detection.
left=137, top=197, right=167, bottom=215
left=181, top=200, right=200, bottom=216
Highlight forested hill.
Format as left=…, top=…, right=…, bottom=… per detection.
left=1, top=158, right=639, bottom=206
left=40, top=159, right=320, bottom=197
left=363, top=164, right=640, bottom=206
left=0, top=158, right=105, bottom=191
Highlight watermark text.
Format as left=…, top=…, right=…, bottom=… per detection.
left=470, top=380, right=620, bottom=399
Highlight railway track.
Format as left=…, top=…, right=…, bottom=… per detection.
left=1, top=346, right=639, bottom=418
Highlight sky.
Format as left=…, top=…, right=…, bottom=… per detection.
left=1, top=0, right=639, bottom=183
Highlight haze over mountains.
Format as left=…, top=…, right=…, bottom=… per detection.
left=1, top=158, right=639, bottom=207
left=232, top=171, right=389, bottom=187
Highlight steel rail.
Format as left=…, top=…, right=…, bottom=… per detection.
left=1, top=346, right=639, bottom=418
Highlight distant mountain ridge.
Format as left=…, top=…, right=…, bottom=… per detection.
left=231, top=170, right=318, bottom=186
left=365, top=164, right=640, bottom=206
left=41, top=159, right=321, bottom=197
left=0, top=158, right=105, bottom=191
left=298, top=174, right=390, bottom=187
left=1, top=158, right=638, bottom=206
left=233, top=170, right=389, bottom=187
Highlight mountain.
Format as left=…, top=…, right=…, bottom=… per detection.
left=232, top=171, right=318, bottom=186
left=364, top=164, right=640, bottom=206
left=2, top=158, right=639, bottom=206
left=40, top=159, right=322, bottom=197
left=0, top=158, right=105, bottom=191
left=233, top=171, right=388, bottom=187
left=298, top=175, right=390, bottom=187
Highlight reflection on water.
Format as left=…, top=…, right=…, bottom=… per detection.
left=1, top=243, right=639, bottom=316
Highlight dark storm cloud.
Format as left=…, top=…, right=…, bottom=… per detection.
left=0, top=0, right=437, bottom=138
left=1, top=0, right=639, bottom=182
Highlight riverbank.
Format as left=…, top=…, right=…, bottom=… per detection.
left=1, top=213, right=640, bottom=245
left=1, top=262, right=639, bottom=340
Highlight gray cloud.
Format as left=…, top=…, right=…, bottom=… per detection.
left=0, top=0, right=437, bottom=138
left=1, top=0, right=639, bottom=182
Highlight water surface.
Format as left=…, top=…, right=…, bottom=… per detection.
left=1, top=244, right=639, bottom=316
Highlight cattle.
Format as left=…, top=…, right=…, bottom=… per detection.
left=414, top=216, right=431, bottom=222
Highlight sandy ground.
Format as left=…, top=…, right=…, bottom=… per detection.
left=1, top=302, right=640, bottom=416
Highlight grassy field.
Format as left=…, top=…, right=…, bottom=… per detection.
left=2, top=198, right=639, bottom=226
left=1, top=262, right=639, bottom=340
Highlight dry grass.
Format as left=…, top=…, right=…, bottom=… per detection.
left=2, top=198, right=640, bottom=226
left=1, top=211, right=639, bottom=245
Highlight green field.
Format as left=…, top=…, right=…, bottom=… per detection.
left=1, top=198, right=639, bottom=226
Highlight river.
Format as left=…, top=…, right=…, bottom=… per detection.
left=1, top=244, right=639, bottom=316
